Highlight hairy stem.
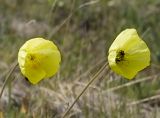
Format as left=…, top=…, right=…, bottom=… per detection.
left=0, top=62, right=18, bottom=99
left=62, top=62, right=108, bottom=117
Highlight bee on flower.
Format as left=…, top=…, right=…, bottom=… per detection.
left=108, top=28, right=150, bottom=79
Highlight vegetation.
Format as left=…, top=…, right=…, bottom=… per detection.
left=0, top=0, right=160, bottom=117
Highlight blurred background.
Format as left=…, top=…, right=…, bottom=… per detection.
left=0, top=0, right=160, bottom=117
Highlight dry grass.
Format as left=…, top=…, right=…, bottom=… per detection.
left=1, top=0, right=160, bottom=117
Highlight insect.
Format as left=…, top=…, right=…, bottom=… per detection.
left=24, top=77, right=29, bottom=82
left=115, top=50, right=125, bottom=63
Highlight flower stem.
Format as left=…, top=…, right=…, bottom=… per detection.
left=62, top=62, right=108, bottom=118
left=0, top=62, right=18, bottom=99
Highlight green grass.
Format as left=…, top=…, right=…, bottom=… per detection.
left=1, top=0, right=160, bottom=117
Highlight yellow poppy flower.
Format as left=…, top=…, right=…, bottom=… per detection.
left=18, top=38, right=61, bottom=84
left=108, top=29, right=150, bottom=79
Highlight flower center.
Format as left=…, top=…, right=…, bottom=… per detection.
left=115, top=50, right=125, bottom=63
left=28, top=54, right=35, bottom=61
left=26, top=54, right=39, bottom=69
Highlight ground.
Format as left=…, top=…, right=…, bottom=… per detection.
left=0, top=0, right=160, bottom=117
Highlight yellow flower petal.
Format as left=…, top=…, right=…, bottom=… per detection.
left=32, top=46, right=61, bottom=78
left=108, top=29, right=150, bottom=79
left=21, top=65, right=45, bottom=84
left=18, top=38, right=61, bottom=84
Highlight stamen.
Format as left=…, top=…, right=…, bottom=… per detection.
left=115, top=50, right=125, bottom=63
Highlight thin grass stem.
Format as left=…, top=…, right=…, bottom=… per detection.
left=104, top=75, right=159, bottom=93
left=128, top=94, right=160, bottom=106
